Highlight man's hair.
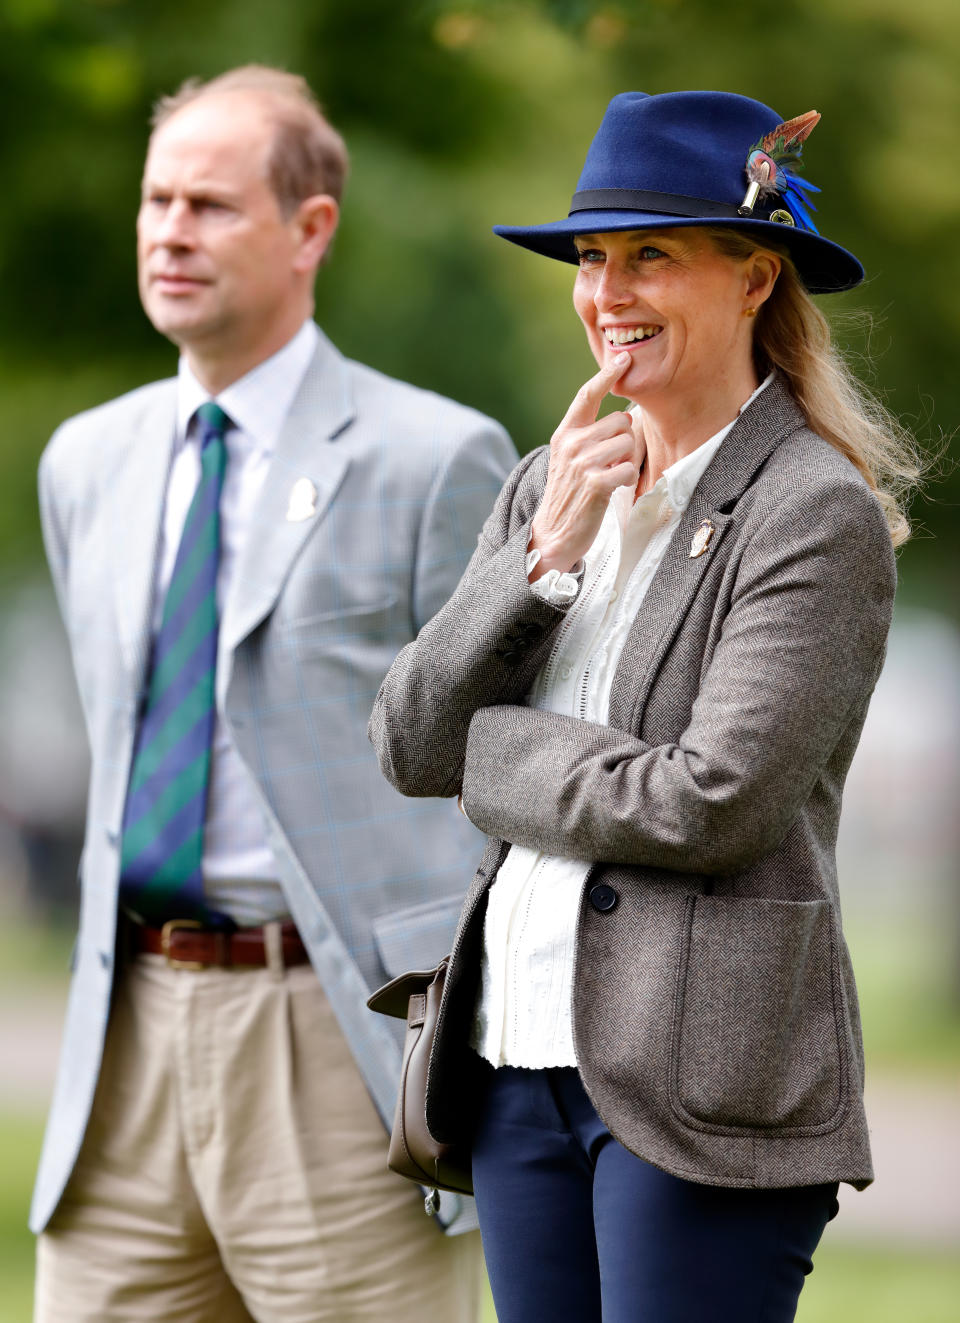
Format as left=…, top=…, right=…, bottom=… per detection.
left=151, top=65, right=349, bottom=213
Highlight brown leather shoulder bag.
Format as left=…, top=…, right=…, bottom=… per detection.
left=367, top=957, right=473, bottom=1206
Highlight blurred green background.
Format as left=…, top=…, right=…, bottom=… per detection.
left=0, top=0, right=957, bottom=1319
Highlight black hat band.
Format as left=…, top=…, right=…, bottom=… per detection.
left=569, top=188, right=744, bottom=220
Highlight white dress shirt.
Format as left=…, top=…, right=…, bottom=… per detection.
left=151, top=318, right=319, bottom=924
left=472, top=375, right=773, bottom=1067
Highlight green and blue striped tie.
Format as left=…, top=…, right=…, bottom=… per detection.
left=119, top=402, right=229, bottom=922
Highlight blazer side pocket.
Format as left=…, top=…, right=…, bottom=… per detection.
left=670, top=895, right=846, bottom=1135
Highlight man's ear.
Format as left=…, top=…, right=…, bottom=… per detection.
left=292, top=195, right=340, bottom=273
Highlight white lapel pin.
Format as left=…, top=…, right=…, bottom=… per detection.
left=286, top=477, right=317, bottom=523
left=688, top=519, right=715, bottom=559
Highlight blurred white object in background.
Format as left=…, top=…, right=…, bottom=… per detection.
left=0, top=579, right=88, bottom=912
left=838, top=606, right=960, bottom=911
left=0, top=579, right=88, bottom=830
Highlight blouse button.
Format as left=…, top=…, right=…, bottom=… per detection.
left=609, top=590, right=619, bottom=602
left=560, top=664, right=573, bottom=680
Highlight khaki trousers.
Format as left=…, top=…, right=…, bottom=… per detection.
left=36, top=948, right=480, bottom=1323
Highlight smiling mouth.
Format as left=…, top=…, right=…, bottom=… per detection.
left=603, top=325, right=663, bottom=346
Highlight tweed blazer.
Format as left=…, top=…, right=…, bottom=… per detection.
left=370, top=374, right=896, bottom=1191
left=32, top=327, right=515, bottom=1233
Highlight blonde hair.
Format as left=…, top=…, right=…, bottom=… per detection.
left=151, top=65, right=349, bottom=213
left=706, top=227, right=921, bottom=547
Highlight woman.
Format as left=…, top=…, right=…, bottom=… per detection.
left=370, top=91, right=918, bottom=1322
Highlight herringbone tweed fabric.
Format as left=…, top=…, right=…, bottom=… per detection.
left=370, top=374, right=896, bottom=1191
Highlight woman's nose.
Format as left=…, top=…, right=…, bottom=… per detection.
left=594, top=261, right=633, bottom=310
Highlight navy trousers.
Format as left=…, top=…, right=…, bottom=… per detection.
left=472, top=1066, right=839, bottom=1323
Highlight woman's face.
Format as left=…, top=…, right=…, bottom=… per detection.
left=572, top=227, right=761, bottom=407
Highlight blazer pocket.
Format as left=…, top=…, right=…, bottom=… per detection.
left=282, top=597, right=399, bottom=657
left=372, top=895, right=465, bottom=980
left=282, top=595, right=398, bottom=632
left=671, top=895, right=845, bottom=1134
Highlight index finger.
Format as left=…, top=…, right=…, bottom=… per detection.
left=562, top=352, right=631, bottom=428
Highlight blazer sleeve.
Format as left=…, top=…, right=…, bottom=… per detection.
left=411, top=420, right=517, bottom=630
left=369, top=447, right=574, bottom=798
left=459, top=474, right=897, bottom=874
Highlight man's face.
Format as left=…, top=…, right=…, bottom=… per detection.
left=137, top=93, right=309, bottom=359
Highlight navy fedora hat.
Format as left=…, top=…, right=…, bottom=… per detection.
left=494, top=91, right=863, bottom=294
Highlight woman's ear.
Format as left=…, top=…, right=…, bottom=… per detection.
left=745, top=250, right=782, bottom=310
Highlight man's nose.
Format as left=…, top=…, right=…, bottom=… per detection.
left=153, top=199, right=195, bottom=247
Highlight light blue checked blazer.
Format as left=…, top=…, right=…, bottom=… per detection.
left=32, top=327, right=516, bottom=1233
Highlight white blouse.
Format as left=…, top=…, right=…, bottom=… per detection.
left=472, top=377, right=773, bottom=1068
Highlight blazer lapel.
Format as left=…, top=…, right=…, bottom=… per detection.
left=608, top=376, right=807, bottom=732
left=107, top=382, right=178, bottom=693
left=218, top=334, right=356, bottom=677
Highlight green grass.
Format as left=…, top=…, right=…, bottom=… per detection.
left=795, top=1246, right=960, bottom=1323
left=0, top=1114, right=43, bottom=1323
left=0, top=919, right=73, bottom=993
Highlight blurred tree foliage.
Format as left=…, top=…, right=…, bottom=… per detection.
left=0, top=0, right=956, bottom=609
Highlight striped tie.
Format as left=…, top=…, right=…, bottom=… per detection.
left=119, top=402, right=229, bottom=923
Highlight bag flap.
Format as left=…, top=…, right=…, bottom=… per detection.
left=367, top=963, right=444, bottom=1019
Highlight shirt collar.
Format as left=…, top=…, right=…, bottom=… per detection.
left=617, top=371, right=774, bottom=522
left=176, top=318, right=319, bottom=454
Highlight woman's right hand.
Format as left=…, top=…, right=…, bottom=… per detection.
left=529, top=352, right=642, bottom=580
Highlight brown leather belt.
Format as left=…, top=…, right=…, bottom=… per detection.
left=132, top=919, right=309, bottom=970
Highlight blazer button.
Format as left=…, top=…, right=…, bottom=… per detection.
left=589, top=884, right=618, bottom=913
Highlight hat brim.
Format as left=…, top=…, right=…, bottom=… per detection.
left=493, top=210, right=863, bottom=295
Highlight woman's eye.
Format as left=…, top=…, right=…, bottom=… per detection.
left=639, top=246, right=665, bottom=260
left=576, top=249, right=604, bottom=264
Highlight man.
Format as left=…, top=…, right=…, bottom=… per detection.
left=33, top=65, right=515, bottom=1322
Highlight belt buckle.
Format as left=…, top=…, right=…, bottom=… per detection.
left=160, top=918, right=206, bottom=970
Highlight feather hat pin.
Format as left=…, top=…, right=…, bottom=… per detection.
left=738, top=110, right=821, bottom=231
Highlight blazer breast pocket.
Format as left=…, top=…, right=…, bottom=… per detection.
left=280, top=596, right=399, bottom=658
left=670, top=894, right=846, bottom=1136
